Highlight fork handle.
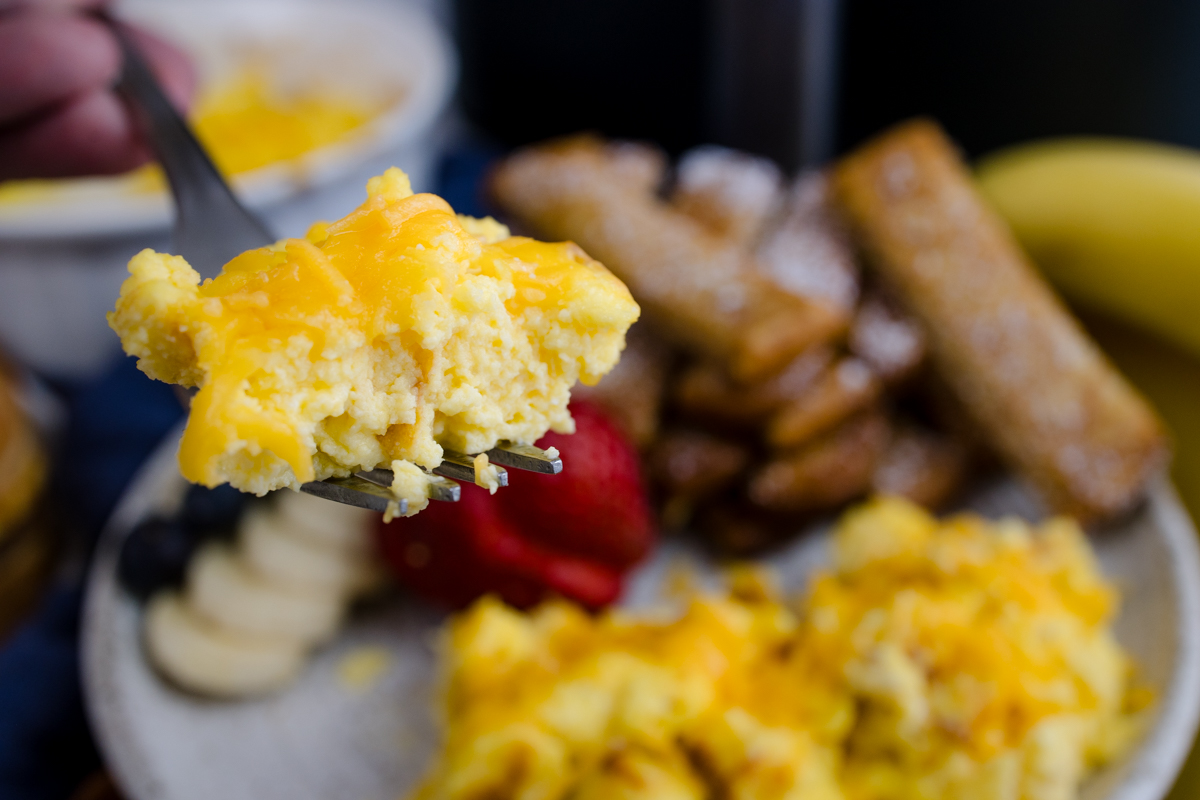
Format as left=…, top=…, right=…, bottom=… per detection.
left=98, top=12, right=274, bottom=275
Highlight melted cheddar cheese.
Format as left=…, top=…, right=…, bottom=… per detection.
left=414, top=498, right=1143, bottom=800
left=108, top=168, right=639, bottom=500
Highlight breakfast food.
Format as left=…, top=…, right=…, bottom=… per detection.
left=978, top=138, right=1200, bottom=360
left=491, top=137, right=847, bottom=381
left=492, top=138, right=963, bottom=552
left=410, top=497, right=1143, bottom=800
left=109, top=168, right=639, bottom=504
left=833, top=120, right=1168, bottom=520
left=145, top=491, right=380, bottom=697
left=378, top=401, right=653, bottom=609
left=494, top=125, right=1169, bottom=548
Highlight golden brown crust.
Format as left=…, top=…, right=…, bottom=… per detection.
left=748, top=411, right=892, bottom=513
left=831, top=120, right=1168, bottom=520
left=673, top=346, right=833, bottom=428
left=765, top=358, right=882, bottom=449
left=490, top=137, right=847, bottom=380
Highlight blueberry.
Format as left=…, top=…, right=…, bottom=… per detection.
left=118, top=517, right=200, bottom=600
left=180, top=484, right=245, bottom=537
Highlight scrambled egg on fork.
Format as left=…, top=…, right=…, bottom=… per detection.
left=414, top=497, right=1144, bottom=800
left=108, top=168, right=639, bottom=509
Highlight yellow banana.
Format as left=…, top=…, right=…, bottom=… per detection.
left=976, top=138, right=1200, bottom=359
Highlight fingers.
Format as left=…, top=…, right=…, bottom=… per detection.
left=0, top=12, right=120, bottom=124
left=0, top=8, right=195, bottom=180
left=0, top=0, right=107, bottom=12
left=0, top=89, right=149, bottom=178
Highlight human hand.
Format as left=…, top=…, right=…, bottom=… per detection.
left=0, top=0, right=195, bottom=180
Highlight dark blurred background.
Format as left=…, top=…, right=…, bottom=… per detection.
left=456, top=0, right=1200, bottom=170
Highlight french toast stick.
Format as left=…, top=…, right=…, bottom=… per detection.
left=491, top=137, right=846, bottom=380
left=832, top=120, right=1167, bottom=520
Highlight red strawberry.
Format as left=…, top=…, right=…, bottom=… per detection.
left=377, top=400, right=655, bottom=609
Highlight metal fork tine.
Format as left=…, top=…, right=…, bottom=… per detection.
left=486, top=442, right=563, bottom=474
left=423, top=474, right=462, bottom=503
left=300, top=476, right=403, bottom=514
left=356, top=468, right=463, bottom=504
left=435, top=452, right=509, bottom=486
left=353, top=469, right=396, bottom=489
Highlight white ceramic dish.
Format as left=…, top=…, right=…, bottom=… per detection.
left=0, top=0, right=455, bottom=240
left=82, top=426, right=1200, bottom=800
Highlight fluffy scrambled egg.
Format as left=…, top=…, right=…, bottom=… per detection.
left=414, top=497, right=1143, bottom=800
left=108, top=168, right=639, bottom=499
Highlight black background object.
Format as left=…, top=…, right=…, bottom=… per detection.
left=454, top=0, right=1200, bottom=166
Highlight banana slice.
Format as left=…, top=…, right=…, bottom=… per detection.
left=186, top=544, right=344, bottom=646
left=240, top=506, right=368, bottom=593
left=144, top=592, right=305, bottom=698
left=275, top=489, right=375, bottom=553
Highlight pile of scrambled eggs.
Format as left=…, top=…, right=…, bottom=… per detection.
left=414, top=497, right=1143, bottom=800
left=108, top=168, right=639, bottom=506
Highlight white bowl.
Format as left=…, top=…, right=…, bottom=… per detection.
left=81, top=426, right=1200, bottom=800
left=0, top=0, right=455, bottom=240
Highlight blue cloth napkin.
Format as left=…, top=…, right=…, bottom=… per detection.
left=0, top=357, right=182, bottom=800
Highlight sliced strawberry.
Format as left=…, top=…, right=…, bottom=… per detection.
left=494, top=400, right=654, bottom=568
left=377, top=401, right=653, bottom=609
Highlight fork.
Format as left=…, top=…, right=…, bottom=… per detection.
left=104, top=15, right=562, bottom=514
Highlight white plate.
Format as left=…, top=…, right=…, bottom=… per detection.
left=82, top=426, right=1200, bottom=800
left=0, top=0, right=455, bottom=240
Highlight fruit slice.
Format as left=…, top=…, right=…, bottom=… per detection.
left=143, top=593, right=305, bottom=697
left=186, top=544, right=344, bottom=645
left=240, top=506, right=369, bottom=593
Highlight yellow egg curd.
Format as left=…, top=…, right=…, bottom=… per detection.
left=413, top=497, right=1143, bottom=800
left=108, top=168, right=640, bottom=499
